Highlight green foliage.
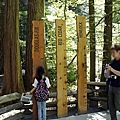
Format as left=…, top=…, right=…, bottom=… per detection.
left=18, top=0, right=120, bottom=88
left=67, top=65, right=77, bottom=87
left=19, top=1, right=27, bottom=41
left=113, top=1, right=120, bottom=24
left=68, top=0, right=88, bottom=16
left=19, top=1, right=27, bottom=64
left=19, top=11, right=27, bottom=41
left=20, top=40, right=26, bottom=64
left=45, top=0, right=81, bottom=88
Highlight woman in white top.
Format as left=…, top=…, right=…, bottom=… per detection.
left=26, top=66, right=51, bottom=120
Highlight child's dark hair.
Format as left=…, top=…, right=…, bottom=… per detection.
left=110, top=44, right=120, bottom=51
left=35, top=66, right=45, bottom=80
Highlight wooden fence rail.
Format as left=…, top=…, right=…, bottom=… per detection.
left=0, top=92, right=21, bottom=105
left=0, top=102, right=23, bottom=115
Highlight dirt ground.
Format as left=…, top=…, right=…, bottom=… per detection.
left=0, top=106, right=105, bottom=120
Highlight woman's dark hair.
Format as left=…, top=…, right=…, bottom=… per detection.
left=35, top=66, right=45, bottom=80
left=110, top=44, right=120, bottom=51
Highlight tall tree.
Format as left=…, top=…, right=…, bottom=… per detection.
left=25, top=0, right=44, bottom=90
left=101, top=0, right=112, bottom=81
left=89, top=0, right=95, bottom=81
left=2, top=0, right=24, bottom=94
left=0, top=0, right=4, bottom=75
left=25, top=1, right=44, bottom=120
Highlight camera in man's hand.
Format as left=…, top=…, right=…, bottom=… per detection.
left=104, top=64, right=117, bottom=79
left=105, top=64, right=109, bottom=69
left=103, top=64, right=109, bottom=69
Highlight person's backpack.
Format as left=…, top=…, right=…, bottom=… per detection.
left=34, top=77, right=49, bottom=102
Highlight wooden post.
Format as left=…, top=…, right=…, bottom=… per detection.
left=32, top=21, right=44, bottom=120
left=76, top=16, right=87, bottom=113
left=32, top=21, right=44, bottom=75
left=56, top=19, right=68, bottom=117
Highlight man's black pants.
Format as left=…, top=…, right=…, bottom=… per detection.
left=108, top=85, right=120, bottom=120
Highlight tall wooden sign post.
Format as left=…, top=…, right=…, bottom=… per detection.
left=32, top=21, right=44, bottom=120
left=76, top=16, right=87, bottom=113
left=56, top=19, right=68, bottom=117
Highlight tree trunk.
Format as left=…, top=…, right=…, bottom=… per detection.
left=89, top=0, right=96, bottom=81
left=25, top=0, right=44, bottom=90
left=101, top=0, right=112, bottom=81
left=2, top=0, right=24, bottom=94
left=0, top=0, right=4, bottom=75
left=25, top=1, right=44, bottom=120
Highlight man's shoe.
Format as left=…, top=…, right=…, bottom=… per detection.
left=107, top=110, right=110, bottom=113
left=116, top=111, right=120, bottom=115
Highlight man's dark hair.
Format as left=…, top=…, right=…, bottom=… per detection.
left=110, top=44, right=120, bottom=51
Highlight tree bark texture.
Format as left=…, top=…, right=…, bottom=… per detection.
left=0, top=0, right=4, bottom=75
left=89, top=0, right=96, bottom=81
left=101, top=0, right=112, bottom=81
left=3, top=0, right=24, bottom=94
left=25, top=0, right=44, bottom=90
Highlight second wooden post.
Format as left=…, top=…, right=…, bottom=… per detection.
left=76, top=16, right=87, bottom=114
left=56, top=19, right=68, bottom=117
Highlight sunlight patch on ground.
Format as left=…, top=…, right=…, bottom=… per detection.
left=50, top=111, right=120, bottom=120
left=0, top=110, right=23, bottom=120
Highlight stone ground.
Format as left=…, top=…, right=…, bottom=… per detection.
left=1, top=107, right=120, bottom=120
left=50, top=111, right=120, bottom=120
left=1, top=110, right=120, bottom=120
left=16, top=111, right=120, bottom=120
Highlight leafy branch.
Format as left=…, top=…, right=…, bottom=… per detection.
left=67, top=8, right=120, bottom=68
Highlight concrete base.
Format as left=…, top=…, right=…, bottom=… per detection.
left=50, top=111, right=120, bottom=120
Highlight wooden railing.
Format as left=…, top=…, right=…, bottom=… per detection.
left=0, top=82, right=107, bottom=119
left=0, top=92, right=24, bottom=119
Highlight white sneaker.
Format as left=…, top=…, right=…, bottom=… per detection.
left=107, top=110, right=110, bottom=113
left=116, top=111, right=120, bottom=115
